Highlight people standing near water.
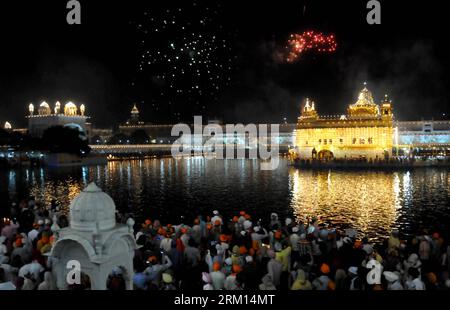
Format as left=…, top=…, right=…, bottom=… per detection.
left=0, top=196, right=450, bottom=291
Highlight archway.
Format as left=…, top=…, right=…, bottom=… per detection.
left=318, top=150, right=334, bottom=161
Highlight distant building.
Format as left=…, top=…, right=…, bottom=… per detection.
left=118, top=104, right=176, bottom=144
left=26, top=101, right=90, bottom=138
left=396, top=120, right=450, bottom=156
left=294, top=85, right=394, bottom=160
left=90, top=128, right=114, bottom=144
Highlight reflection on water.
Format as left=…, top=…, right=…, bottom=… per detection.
left=289, top=170, right=399, bottom=241
left=0, top=158, right=449, bottom=242
left=289, top=168, right=450, bottom=241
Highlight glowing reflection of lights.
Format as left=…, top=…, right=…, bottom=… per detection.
left=81, top=166, right=88, bottom=183
left=289, top=169, right=397, bottom=242
left=402, top=171, right=412, bottom=206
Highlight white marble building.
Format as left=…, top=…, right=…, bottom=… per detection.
left=50, top=183, right=136, bottom=290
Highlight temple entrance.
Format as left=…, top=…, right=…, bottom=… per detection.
left=318, top=150, right=334, bottom=161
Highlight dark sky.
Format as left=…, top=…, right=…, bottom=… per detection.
left=0, top=0, right=449, bottom=128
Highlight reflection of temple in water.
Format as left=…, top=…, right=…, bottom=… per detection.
left=289, top=168, right=401, bottom=241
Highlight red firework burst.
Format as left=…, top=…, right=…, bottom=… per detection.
left=286, top=30, right=337, bottom=62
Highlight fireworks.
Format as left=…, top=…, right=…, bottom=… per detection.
left=131, top=3, right=236, bottom=118
left=285, top=31, right=337, bottom=62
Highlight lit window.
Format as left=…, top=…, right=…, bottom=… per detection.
left=324, top=139, right=327, bottom=145
left=368, top=138, right=373, bottom=144
left=352, top=138, right=356, bottom=144
left=360, top=138, right=365, bottom=144
left=329, top=139, right=332, bottom=144
left=340, top=138, right=343, bottom=144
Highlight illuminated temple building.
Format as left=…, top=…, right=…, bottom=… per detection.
left=294, top=85, right=394, bottom=160
left=26, top=101, right=90, bottom=138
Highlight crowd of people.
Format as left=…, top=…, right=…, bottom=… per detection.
left=1, top=196, right=450, bottom=291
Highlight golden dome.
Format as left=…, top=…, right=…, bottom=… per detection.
left=347, top=85, right=380, bottom=118
left=355, top=87, right=375, bottom=106
left=64, top=102, right=78, bottom=116
left=38, top=101, right=51, bottom=115
left=131, top=104, right=139, bottom=114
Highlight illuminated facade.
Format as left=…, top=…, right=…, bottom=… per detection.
left=294, top=85, right=394, bottom=160
left=26, top=101, right=90, bottom=138
left=396, top=120, right=450, bottom=156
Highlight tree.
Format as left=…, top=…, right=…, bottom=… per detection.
left=107, top=133, right=129, bottom=144
left=130, top=129, right=150, bottom=144
left=90, top=135, right=102, bottom=145
left=41, top=126, right=91, bottom=156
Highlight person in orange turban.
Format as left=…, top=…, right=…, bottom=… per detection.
left=239, top=246, right=247, bottom=255
left=158, top=228, right=166, bottom=236
left=232, top=264, right=241, bottom=274
left=320, top=263, right=330, bottom=274
left=148, top=256, right=158, bottom=264
left=213, top=262, right=221, bottom=271
left=327, top=280, right=336, bottom=290
left=274, top=230, right=282, bottom=240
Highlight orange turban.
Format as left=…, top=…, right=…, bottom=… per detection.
left=274, top=231, right=282, bottom=240
left=239, top=246, right=247, bottom=255
left=158, top=228, right=166, bottom=236
left=426, top=272, right=437, bottom=284
left=220, top=234, right=228, bottom=242
left=327, top=280, right=336, bottom=290
left=320, top=263, right=330, bottom=274
left=213, top=262, right=221, bottom=271
left=232, top=264, right=242, bottom=274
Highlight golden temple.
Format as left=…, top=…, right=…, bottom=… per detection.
left=294, top=84, right=394, bottom=160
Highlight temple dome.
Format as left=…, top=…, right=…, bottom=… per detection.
left=347, top=85, right=380, bottom=118
left=131, top=104, right=139, bottom=115
left=69, top=182, right=116, bottom=231
left=38, top=101, right=51, bottom=115
left=64, top=102, right=78, bottom=116
left=354, top=87, right=376, bottom=105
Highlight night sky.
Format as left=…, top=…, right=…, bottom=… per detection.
left=0, top=0, right=449, bottom=128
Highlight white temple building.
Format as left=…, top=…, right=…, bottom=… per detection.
left=26, top=101, right=90, bottom=138
left=50, top=183, right=136, bottom=290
